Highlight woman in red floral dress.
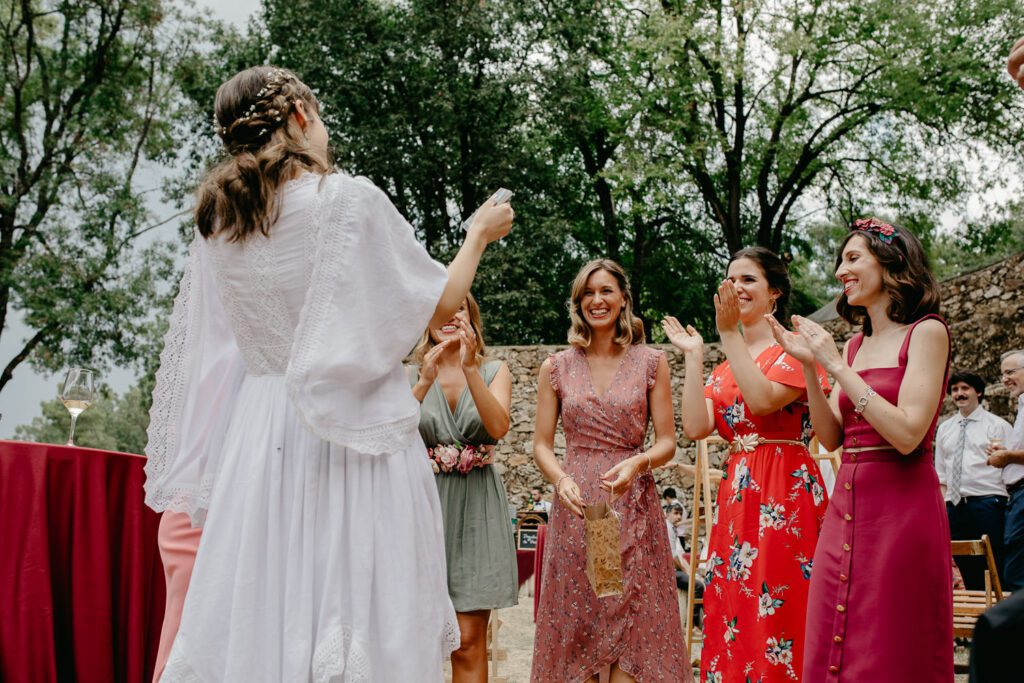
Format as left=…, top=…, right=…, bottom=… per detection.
left=663, top=247, right=828, bottom=682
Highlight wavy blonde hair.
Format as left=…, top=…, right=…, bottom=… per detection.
left=412, top=292, right=488, bottom=364
left=567, top=259, right=645, bottom=348
left=196, top=66, right=334, bottom=242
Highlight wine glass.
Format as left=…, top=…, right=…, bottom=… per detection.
left=987, top=424, right=1005, bottom=451
left=60, top=368, right=96, bottom=446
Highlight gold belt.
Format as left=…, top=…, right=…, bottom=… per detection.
left=729, top=433, right=804, bottom=454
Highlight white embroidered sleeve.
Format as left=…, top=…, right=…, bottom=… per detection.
left=287, top=174, right=448, bottom=455
left=144, top=231, right=246, bottom=525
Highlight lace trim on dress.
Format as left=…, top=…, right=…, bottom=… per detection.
left=285, top=175, right=424, bottom=453
left=144, top=236, right=201, bottom=517
left=312, top=625, right=371, bottom=683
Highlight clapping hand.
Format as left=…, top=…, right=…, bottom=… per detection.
left=714, top=280, right=742, bottom=333
left=456, top=317, right=478, bottom=369
left=661, top=316, right=704, bottom=354
left=789, top=315, right=844, bottom=374
left=765, top=315, right=815, bottom=365
left=420, top=339, right=453, bottom=384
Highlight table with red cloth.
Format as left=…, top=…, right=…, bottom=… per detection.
left=0, top=440, right=165, bottom=682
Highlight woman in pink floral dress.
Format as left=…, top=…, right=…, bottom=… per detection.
left=664, top=247, right=829, bottom=682
left=531, top=259, right=690, bottom=683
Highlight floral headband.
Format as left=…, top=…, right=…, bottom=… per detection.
left=852, top=217, right=898, bottom=244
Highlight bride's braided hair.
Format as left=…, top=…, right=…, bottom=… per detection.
left=196, top=66, right=333, bottom=242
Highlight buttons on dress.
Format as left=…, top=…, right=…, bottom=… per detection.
left=844, top=514, right=852, bottom=521
left=843, top=543, right=851, bottom=551
left=829, top=665, right=839, bottom=673
left=844, top=482, right=852, bottom=491
left=840, top=574, right=849, bottom=583
left=836, top=604, right=846, bottom=613
left=834, top=635, right=843, bottom=643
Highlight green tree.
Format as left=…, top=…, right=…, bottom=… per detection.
left=0, top=0, right=210, bottom=393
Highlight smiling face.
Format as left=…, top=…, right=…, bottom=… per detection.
left=725, top=257, right=778, bottom=325
left=835, top=234, right=885, bottom=308
left=578, top=268, right=625, bottom=332
left=948, top=381, right=981, bottom=417
left=1002, top=353, right=1024, bottom=399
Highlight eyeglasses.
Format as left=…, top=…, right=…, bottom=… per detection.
left=1002, top=367, right=1024, bottom=379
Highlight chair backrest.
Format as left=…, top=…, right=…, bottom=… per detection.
left=952, top=535, right=1003, bottom=600
left=808, top=436, right=842, bottom=473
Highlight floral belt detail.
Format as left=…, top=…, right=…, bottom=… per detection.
left=428, top=443, right=495, bottom=474
left=729, top=433, right=804, bottom=454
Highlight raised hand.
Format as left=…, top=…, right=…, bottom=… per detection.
left=714, top=279, right=741, bottom=333
left=1010, top=37, right=1024, bottom=89
left=791, top=315, right=844, bottom=374
left=765, top=315, right=815, bottom=365
left=420, top=339, right=453, bottom=385
left=467, top=199, right=514, bottom=245
left=662, top=316, right=704, bottom=355
left=456, top=317, right=478, bottom=369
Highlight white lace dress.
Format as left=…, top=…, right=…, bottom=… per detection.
left=144, top=172, right=459, bottom=681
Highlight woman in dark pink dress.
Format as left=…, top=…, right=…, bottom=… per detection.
left=768, top=218, right=953, bottom=682
left=531, top=259, right=691, bottom=683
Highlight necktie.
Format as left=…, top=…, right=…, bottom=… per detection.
left=949, top=418, right=968, bottom=505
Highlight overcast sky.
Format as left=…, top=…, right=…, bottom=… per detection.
left=0, top=1, right=261, bottom=438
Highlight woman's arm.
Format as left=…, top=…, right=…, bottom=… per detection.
left=720, top=329, right=803, bottom=416
left=533, top=360, right=584, bottom=517
left=430, top=203, right=512, bottom=328
left=801, top=317, right=949, bottom=455
left=600, top=354, right=678, bottom=495
left=662, top=317, right=715, bottom=440
left=464, top=361, right=512, bottom=439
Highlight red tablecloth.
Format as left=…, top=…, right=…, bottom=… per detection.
left=516, top=549, right=535, bottom=587
left=0, top=440, right=165, bottom=682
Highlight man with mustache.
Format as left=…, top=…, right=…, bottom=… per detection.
left=934, top=371, right=1012, bottom=589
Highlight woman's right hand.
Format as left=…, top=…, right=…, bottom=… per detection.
left=419, top=339, right=453, bottom=385
left=662, top=316, right=704, bottom=355
left=467, top=200, right=514, bottom=245
left=765, top=315, right=815, bottom=364
left=556, top=475, right=585, bottom=518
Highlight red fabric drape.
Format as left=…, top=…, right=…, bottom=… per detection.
left=0, top=440, right=165, bottom=682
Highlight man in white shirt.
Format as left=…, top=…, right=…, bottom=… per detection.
left=665, top=504, right=703, bottom=603
left=988, top=349, right=1024, bottom=591
left=935, top=371, right=1012, bottom=589
left=527, top=486, right=552, bottom=514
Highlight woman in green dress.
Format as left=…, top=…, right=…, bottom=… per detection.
left=411, top=292, right=518, bottom=682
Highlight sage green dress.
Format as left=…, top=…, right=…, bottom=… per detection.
left=414, top=360, right=519, bottom=612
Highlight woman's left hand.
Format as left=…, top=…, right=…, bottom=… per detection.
left=457, top=317, right=479, bottom=370
left=714, top=279, right=741, bottom=334
left=792, top=315, right=844, bottom=374
left=600, top=456, right=645, bottom=501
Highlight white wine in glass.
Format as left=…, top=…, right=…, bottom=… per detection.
left=60, top=368, right=96, bottom=446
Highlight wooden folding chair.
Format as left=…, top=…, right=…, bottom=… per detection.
left=952, top=535, right=1005, bottom=637
left=808, top=436, right=842, bottom=475
left=683, top=435, right=726, bottom=662
left=485, top=610, right=508, bottom=683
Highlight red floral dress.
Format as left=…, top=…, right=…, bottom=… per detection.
left=700, top=344, right=829, bottom=683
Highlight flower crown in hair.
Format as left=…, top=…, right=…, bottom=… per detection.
left=852, top=217, right=898, bottom=244
left=213, top=68, right=292, bottom=138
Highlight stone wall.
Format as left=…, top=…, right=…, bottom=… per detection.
left=489, top=252, right=1023, bottom=506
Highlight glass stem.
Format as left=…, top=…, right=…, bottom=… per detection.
left=67, top=414, right=78, bottom=447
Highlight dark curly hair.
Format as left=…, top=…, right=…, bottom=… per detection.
left=728, top=246, right=791, bottom=325
left=834, top=221, right=941, bottom=335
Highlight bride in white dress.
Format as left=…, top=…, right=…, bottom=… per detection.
left=143, top=66, right=513, bottom=682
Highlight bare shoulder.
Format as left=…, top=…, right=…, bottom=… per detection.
left=908, top=318, right=949, bottom=349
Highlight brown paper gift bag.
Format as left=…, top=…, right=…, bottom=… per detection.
left=583, top=498, right=624, bottom=598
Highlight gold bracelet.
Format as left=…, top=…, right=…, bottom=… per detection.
left=555, top=474, right=571, bottom=493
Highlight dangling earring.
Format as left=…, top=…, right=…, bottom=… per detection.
left=768, top=298, right=778, bottom=316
